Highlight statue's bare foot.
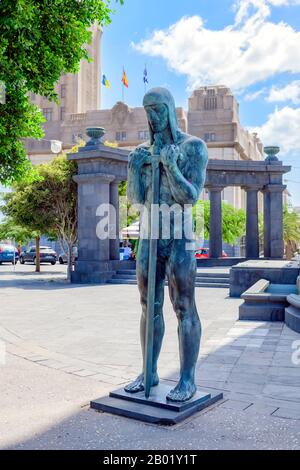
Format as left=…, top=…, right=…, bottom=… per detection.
left=124, top=372, right=159, bottom=394
left=166, top=379, right=196, bottom=402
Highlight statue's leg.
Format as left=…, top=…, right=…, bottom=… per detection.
left=124, top=239, right=166, bottom=393
left=166, top=239, right=201, bottom=402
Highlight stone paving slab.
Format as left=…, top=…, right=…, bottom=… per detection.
left=243, top=403, right=279, bottom=415
left=263, top=384, right=300, bottom=402
left=220, top=399, right=252, bottom=411
left=272, top=407, right=300, bottom=420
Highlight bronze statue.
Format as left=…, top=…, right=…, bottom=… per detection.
left=126, top=88, right=208, bottom=402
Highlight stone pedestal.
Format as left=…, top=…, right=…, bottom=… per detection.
left=68, top=145, right=128, bottom=284
left=230, top=260, right=300, bottom=298
left=91, top=384, right=223, bottom=425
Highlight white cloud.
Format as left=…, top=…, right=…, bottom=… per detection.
left=249, top=104, right=300, bottom=205
left=249, top=106, right=300, bottom=152
left=133, top=1, right=300, bottom=91
left=244, top=88, right=267, bottom=101
left=267, top=0, right=300, bottom=5
left=267, top=81, right=300, bottom=104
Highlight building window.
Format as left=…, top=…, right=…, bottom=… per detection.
left=42, top=108, right=53, bottom=121
left=207, top=89, right=216, bottom=96
left=204, top=133, right=216, bottom=142
left=204, top=97, right=217, bottom=110
left=138, top=130, right=149, bottom=141
left=60, top=107, right=65, bottom=121
left=61, top=84, right=66, bottom=99
left=116, top=131, right=127, bottom=142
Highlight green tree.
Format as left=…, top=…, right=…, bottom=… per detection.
left=2, top=172, right=56, bottom=272
left=283, top=205, right=300, bottom=259
left=119, top=180, right=139, bottom=228
left=0, top=0, right=123, bottom=184
left=2, top=152, right=78, bottom=279
left=0, top=218, right=36, bottom=246
left=37, top=154, right=78, bottom=281
left=194, top=200, right=247, bottom=245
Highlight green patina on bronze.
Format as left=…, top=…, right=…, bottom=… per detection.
left=125, top=88, right=208, bottom=402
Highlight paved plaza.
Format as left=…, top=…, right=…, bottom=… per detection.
left=0, top=264, right=299, bottom=449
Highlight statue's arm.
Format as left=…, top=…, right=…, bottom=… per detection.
left=127, top=149, right=149, bottom=204
left=164, top=139, right=208, bottom=206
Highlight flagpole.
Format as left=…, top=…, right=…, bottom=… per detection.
left=144, top=64, right=148, bottom=95
left=122, top=66, right=125, bottom=103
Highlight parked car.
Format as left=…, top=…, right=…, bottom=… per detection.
left=0, top=244, right=19, bottom=264
left=195, top=248, right=228, bottom=259
left=20, top=246, right=57, bottom=265
left=58, top=247, right=78, bottom=264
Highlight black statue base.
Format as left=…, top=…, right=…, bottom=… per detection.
left=90, top=383, right=223, bottom=425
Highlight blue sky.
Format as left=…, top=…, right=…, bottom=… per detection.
left=101, top=0, right=300, bottom=205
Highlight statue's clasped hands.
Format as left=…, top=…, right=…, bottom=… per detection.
left=130, top=147, right=152, bottom=168
left=160, top=145, right=180, bottom=169
left=130, top=145, right=180, bottom=169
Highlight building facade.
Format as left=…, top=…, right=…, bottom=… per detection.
left=27, top=24, right=102, bottom=165
left=188, top=86, right=264, bottom=209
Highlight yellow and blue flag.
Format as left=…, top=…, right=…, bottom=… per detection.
left=102, top=74, right=110, bottom=89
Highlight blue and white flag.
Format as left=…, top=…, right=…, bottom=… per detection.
left=143, top=66, right=148, bottom=84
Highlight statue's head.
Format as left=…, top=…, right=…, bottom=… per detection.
left=143, top=87, right=179, bottom=145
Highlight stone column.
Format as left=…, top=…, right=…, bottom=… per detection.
left=263, top=184, right=286, bottom=259
left=263, top=189, right=271, bottom=258
left=109, top=181, right=120, bottom=261
left=208, top=187, right=224, bottom=259
left=244, top=186, right=260, bottom=259
left=73, top=172, right=116, bottom=283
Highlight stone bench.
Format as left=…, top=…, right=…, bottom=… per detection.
left=239, top=279, right=298, bottom=322
left=285, top=294, right=300, bottom=333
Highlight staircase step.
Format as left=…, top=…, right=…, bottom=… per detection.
left=107, top=279, right=138, bottom=285
left=196, top=272, right=230, bottom=279
left=108, top=279, right=229, bottom=288
left=196, top=277, right=229, bottom=283
left=110, top=267, right=230, bottom=288
left=116, top=270, right=137, bottom=275
left=116, top=269, right=229, bottom=278
left=112, top=274, right=137, bottom=280
left=113, top=274, right=229, bottom=283
left=194, top=283, right=229, bottom=288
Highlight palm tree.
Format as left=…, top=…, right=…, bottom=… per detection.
left=283, top=206, right=300, bottom=259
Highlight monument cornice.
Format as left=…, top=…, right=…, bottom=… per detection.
left=73, top=173, right=115, bottom=184
left=262, top=184, right=287, bottom=193
left=242, top=185, right=264, bottom=191
left=68, top=145, right=129, bottom=165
